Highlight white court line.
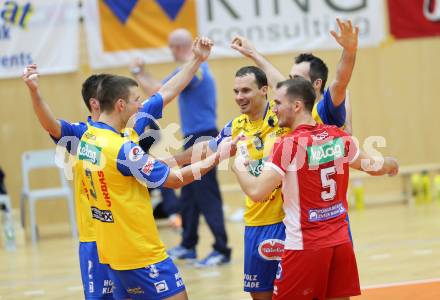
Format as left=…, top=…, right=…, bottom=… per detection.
left=413, top=249, right=433, bottom=256
left=197, top=270, right=221, bottom=278
left=23, top=290, right=45, bottom=296
left=66, top=285, right=83, bottom=292
left=369, top=253, right=391, bottom=260
left=362, top=277, right=440, bottom=290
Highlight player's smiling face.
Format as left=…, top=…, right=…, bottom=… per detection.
left=233, top=73, right=266, bottom=115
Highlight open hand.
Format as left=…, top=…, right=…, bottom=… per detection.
left=192, top=37, right=213, bottom=62
left=330, top=18, right=359, bottom=53
left=230, top=36, right=257, bottom=58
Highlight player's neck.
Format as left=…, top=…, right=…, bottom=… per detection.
left=99, top=113, right=124, bottom=132
left=315, top=92, right=324, bottom=104
left=291, top=112, right=316, bottom=131
left=248, top=99, right=268, bottom=122
left=91, top=111, right=100, bottom=122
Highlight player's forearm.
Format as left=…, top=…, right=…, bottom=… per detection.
left=134, top=72, right=162, bottom=98
left=331, top=49, right=357, bottom=106
left=29, top=88, right=61, bottom=138
left=159, top=57, right=203, bottom=105
left=232, top=165, right=266, bottom=202
left=251, top=52, right=286, bottom=89
left=364, top=157, right=396, bottom=176
left=165, top=153, right=219, bottom=188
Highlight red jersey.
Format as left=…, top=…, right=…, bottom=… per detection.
left=266, top=124, right=359, bottom=250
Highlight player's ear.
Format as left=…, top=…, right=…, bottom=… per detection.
left=312, top=78, right=322, bottom=92
left=115, top=98, right=125, bottom=112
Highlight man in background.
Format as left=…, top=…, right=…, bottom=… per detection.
left=130, top=28, right=231, bottom=267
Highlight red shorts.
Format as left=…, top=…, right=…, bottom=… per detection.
left=273, top=242, right=360, bottom=300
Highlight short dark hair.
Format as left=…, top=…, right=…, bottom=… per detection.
left=235, top=66, right=268, bottom=89
left=294, top=53, right=328, bottom=94
left=276, top=78, right=316, bottom=113
left=81, top=74, right=111, bottom=112
left=97, top=75, right=138, bottom=113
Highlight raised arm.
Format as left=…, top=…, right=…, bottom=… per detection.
left=130, top=58, right=163, bottom=98
left=329, top=18, right=359, bottom=107
left=158, top=37, right=213, bottom=106
left=231, top=36, right=285, bottom=89
left=22, top=64, right=62, bottom=139
left=344, top=91, right=353, bottom=135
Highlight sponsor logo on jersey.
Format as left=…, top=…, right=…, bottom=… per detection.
left=154, top=280, right=169, bottom=293
left=127, top=287, right=144, bottom=295
left=244, top=274, right=260, bottom=289
left=258, top=239, right=284, bottom=261
left=91, top=207, right=114, bottom=223
left=175, top=272, right=184, bottom=287
left=98, top=171, right=111, bottom=207
left=79, top=141, right=101, bottom=165
left=307, top=137, right=345, bottom=166
left=129, top=145, right=144, bottom=162
left=248, top=158, right=266, bottom=177
left=308, top=202, right=346, bottom=222
left=142, top=157, right=155, bottom=175
left=311, top=131, right=329, bottom=141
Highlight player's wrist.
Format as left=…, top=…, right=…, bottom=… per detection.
left=130, top=66, right=143, bottom=76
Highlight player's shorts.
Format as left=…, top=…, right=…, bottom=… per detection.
left=273, top=242, right=361, bottom=300
left=79, top=241, right=129, bottom=300
left=109, top=257, right=186, bottom=300
left=243, top=222, right=285, bottom=292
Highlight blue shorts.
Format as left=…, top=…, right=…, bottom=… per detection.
left=244, top=222, right=286, bottom=292
left=109, top=257, right=186, bottom=300
left=79, top=241, right=129, bottom=300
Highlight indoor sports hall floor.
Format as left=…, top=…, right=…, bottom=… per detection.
left=1, top=202, right=440, bottom=299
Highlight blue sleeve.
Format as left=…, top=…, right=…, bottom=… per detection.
left=50, top=120, right=88, bottom=154
left=316, top=88, right=346, bottom=127
left=133, top=93, right=164, bottom=136
left=208, top=121, right=232, bottom=152
left=117, top=141, right=170, bottom=189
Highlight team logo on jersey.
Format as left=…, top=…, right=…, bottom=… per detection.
left=258, top=239, right=284, bottom=261
left=253, top=134, right=264, bottom=151
left=307, top=137, right=345, bottom=166
left=154, top=280, right=169, bottom=293
left=129, top=146, right=144, bottom=162
left=276, top=262, right=282, bottom=280
left=148, top=265, right=159, bottom=279
left=79, top=141, right=101, bottom=165
left=142, top=157, right=155, bottom=175
left=308, top=202, right=346, bottom=222
left=84, top=132, right=96, bottom=140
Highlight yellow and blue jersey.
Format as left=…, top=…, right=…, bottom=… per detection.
left=313, top=88, right=346, bottom=127
left=77, top=121, right=170, bottom=270
left=51, top=93, right=164, bottom=243
left=209, top=101, right=289, bottom=226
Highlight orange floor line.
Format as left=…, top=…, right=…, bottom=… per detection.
left=358, top=281, right=440, bottom=300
